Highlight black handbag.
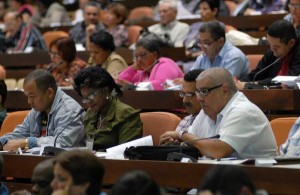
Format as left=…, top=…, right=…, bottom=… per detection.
left=124, top=145, right=201, bottom=161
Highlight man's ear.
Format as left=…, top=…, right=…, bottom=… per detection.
left=213, top=8, right=219, bottom=17
left=222, top=83, right=230, bottom=95
left=47, top=88, right=55, bottom=99
left=218, top=37, right=225, bottom=45
left=288, top=39, right=296, bottom=49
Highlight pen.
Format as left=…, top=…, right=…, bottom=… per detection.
left=216, top=157, right=237, bottom=161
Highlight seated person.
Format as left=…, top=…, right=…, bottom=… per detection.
left=160, top=68, right=277, bottom=159
left=182, top=0, right=225, bottom=72
left=11, top=158, right=54, bottom=195
left=198, top=166, right=256, bottom=195
left=284, top=0, right=300, bottom=35
left=161, top=69, right=203, bottom=145
left=280, top=117, right=300, bottom=156
left=51, top=150, right=105, bottom=195
left=117, top=36, right=184, bottom=90
left=74, top=67, right=143, bottom=150
left=72, top=0, right=89, bottom=24
left=88, top=31, right=127, bottom=79
left=0, top=69, right=85, bottom=151
left=48, top=37, right=86, bottom=87
left=191, top=21, right=249, bottom=80
left=0, top=79, right=7, bottom=127
left=69, top=1, right=105, bottom=47
left=31, top=0, right=70, bottom=27
left=103, top=3, right=130, bottom=48
left=111, top=170, right=161, bottom=195
left=8, top=0, right=35, bottom=23
left=238, top=19, right=300, bottom=89
left=3, top=11, right=47, bottom=53
left=149, top=0, right=190, bottom=47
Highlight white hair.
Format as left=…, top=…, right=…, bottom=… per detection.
left=158, top=0, right=178, bottom=11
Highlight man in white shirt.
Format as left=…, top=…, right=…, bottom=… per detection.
left=160, top=67, right=277, bottom=159
left=148, top=0, right=190, bottom=47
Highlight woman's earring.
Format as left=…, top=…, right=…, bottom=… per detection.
left=106, top=96, right=109, bottom=100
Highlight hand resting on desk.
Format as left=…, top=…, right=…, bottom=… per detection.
left=3, top=139, right=26, bottom=151
left=160, top=131, right=180, bottom=145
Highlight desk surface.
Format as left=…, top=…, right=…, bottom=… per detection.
left=2, top=154, right=300, bottom=194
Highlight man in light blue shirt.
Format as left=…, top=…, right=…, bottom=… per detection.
left=280, top=117, right=300, bottom=156
left=0, top=69, right=85, bottom=151
left=191, top=21, right=249, bottom=79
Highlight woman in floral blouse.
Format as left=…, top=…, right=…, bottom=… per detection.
left=48, top=37, right=86, bottom=87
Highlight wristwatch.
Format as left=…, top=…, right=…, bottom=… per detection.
left=178, top=129, right=188, bottom=141
left=24, top=138, right=29, bottom=150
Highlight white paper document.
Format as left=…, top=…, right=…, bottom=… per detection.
left=106, top=135, right=153, bottom=155
left=272, top=76, right=299, bottom=87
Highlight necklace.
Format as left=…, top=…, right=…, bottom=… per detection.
left=97, top=115, right=106, bottom=129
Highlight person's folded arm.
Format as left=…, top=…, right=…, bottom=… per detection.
left=181, top=133, right=234, bottom=159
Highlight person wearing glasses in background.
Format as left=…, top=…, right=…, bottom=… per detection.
left=160, top=69, right=202, bottom=145
left=284, top=0, right=300, bottom=35
left=117, top=36, right=184, bottom=90
left=74, top=66, right=142, bottom=151
left=47, top=37, right=86, bottom=87
left=160, top=68, right=277, bottom=159
left=191, top=21, right=249, bottom=80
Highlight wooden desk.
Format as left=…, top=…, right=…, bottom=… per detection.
left=0, top=45, right=269, bottom=79
left=2, top=154, right=300, bottom=194
left=6, top=89, right=300, bottom=113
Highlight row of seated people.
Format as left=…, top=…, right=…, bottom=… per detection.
left=0, top=1, right=299, bottom=91
left=3, top=149, right=261, bottom=195
left=1, top=0, right=298, bottom=54
left=0, top=66, right=299, bottom=162
left=1, top=17, right=299, bottom=92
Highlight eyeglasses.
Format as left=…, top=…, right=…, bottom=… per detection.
left=197, top=39, right=218, bottom=49
left=49, top=51, right=60, bottom=57
left=195, top=84, right=223, bottom=97
left=288, top=3, right=300, bottom=9
left=134, top=52, right=149, bottom=60
left=179, top=91, right=196, bottom=98
left=82, top=90, right=101, bottom=104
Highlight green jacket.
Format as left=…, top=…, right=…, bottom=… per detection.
left=84, top=98, right=143, bottom=150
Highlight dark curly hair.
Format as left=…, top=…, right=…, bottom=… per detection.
left=74, top=66, right=122, bottom=97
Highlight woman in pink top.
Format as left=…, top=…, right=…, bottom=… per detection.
left=117, top=37, right=184, bottom=90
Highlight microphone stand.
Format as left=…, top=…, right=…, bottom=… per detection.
left=43, top=109, right=84, bottom=156
left=252, top=57, right=282, bottom=84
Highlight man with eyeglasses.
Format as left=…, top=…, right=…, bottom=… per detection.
left=191, top=21, right=249, bottom=79
left=0, top=69, right=85, bottom=151
left=160, top=69, right=203, bottom=145
left=284, top=0, right=300, bottom=35
left=148, top=0, right=190, bottom=47
left=162, top=68, right=277, bottom=159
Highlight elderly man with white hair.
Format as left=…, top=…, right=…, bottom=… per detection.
left=148, top=0, right=190, bottom=47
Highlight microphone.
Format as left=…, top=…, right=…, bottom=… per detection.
left=43, top=108, right=85, bottom=156
left=48, top=60, right=63, bottom=73
left=252, top=57, right=282, bottom=83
